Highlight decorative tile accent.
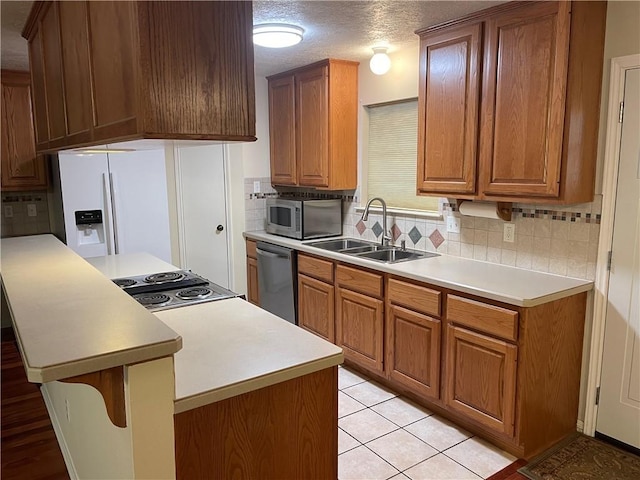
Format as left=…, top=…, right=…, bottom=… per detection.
left=356, top=220, right=367, bottom=235
left=391, top=223, right=402, bottom=242
left=429, top=229, right=445, bottom=249
left=408, top=226, right=422, bottom=245
left=372, top=221, right=383, bottom=238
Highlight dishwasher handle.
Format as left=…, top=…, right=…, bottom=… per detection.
left=256, top=242, right=293, bottom=259
left=256, top=248, right=284, bottom=259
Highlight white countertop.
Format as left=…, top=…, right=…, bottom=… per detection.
left=155, top=298, right=343, bottom=414
left=0, top=235, right=182, bottom=383
left=86, top=252, right=178, bottom=279
left=244, top=231, right=593, bottom=307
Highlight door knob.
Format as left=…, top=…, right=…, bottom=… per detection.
left=216, top=225, right=224, bottom=232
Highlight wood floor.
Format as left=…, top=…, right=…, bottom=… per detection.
left=1, top=328, right=69, bottom=480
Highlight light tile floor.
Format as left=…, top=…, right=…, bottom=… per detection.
left=337, top=366, right=517, bottom=480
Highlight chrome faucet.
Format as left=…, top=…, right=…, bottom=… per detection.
left=361, top=197, right=391, bottom=246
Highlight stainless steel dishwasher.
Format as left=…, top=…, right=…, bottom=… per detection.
left=256, top=241, right=297, bottom=324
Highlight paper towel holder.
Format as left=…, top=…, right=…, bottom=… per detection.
left=456, top=200, right=512, bottom=222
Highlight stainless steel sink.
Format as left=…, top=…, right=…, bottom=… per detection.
left=307, top=238, right=375, bottom=251
left=354, top=248, right=439, bottom=263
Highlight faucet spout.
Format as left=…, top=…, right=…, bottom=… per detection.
left=361, top=197, right=391, bottom=246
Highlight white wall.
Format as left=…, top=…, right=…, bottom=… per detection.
left=242, top=76, right=271, bottom=178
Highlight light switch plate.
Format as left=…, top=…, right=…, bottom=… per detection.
left=446, top=215, right=461, bottom=233
left=4, top=205, right=13, bottom=218
left=253, top=181, right=261, bottom=194
left=504, top=223, right=515, bottom=243
left=27, top=204, right=37, bottom=217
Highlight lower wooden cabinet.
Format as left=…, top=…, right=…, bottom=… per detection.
left=298, top=274, right=334, bottom=342
left=336, top=286, right=384, bottom=374
left=444, top=324, right=517, bottom=437
left=245, top=240, right=259, bottom=306
left=386, top=304, right=441, bottom=400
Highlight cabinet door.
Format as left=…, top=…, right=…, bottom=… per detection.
left=58, top=0, right=92, bottom=143
left=268, top=75, right=297, bottom=185
left=445, top=325, right=517, bottom=436
left=336, top=287, right=384, bottom=374
left=1, top=73, right=47, bottom=190
left=87, top=0, right=137, bottom=140
left=246, top=257, right=260, bottom=306
left=40, top=2, right=66, bottom=144
left=296, top=66, right=329, bottom=187
left=298, top=274, right=335, bottom=342
left=387, top=304, right=441, bottom=400
left=479, top=1, right=570, bottom=199
left=28, top=27, right=49, bottom=150
left=417, top=23, right=481, bottom=196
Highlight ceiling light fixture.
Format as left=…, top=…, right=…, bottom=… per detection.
left=369, top=46, right=391, bottom=75
left=253, top=23, right=304, bottom=48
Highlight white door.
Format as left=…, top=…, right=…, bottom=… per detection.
left=596, top=67, right=640, bottom=449
left=176, top=144, right=230, bottom=288
left=107, top=150, right=172, bottom=263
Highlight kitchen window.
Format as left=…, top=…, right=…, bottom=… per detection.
left=365, top=99, right=440, bottom=215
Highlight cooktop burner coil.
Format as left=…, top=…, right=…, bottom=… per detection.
left=176, top=287, right=213, bottom=300
left=114, top=278, right=136, bottom=288
left=144, top=271, right=185, bottom=284
left=135, top=293, right=172, bottom=307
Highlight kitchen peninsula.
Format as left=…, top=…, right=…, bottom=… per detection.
left=1, top=234, right=343, bottom=479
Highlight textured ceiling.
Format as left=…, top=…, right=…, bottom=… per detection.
left=0, top=1, right=504, bottom=75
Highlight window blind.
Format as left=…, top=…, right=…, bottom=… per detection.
left=366, top=100, right=439, bottom=212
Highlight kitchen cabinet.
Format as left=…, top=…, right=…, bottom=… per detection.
left=22, top=0, right=256, bottom=153
left=267, top=59, right=358, bottom=190
left=298, top=254, right=335, bottom=342
left=335, top=265, right=384, bottom=374
left=1, top=70, right=48, bottom=191
left=386, top=278, right=441, bottom=401
left=245, top=240, right=259, bottom=306
left=416, top=1, right=606, bottom=204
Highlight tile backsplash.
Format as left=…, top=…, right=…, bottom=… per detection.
left=243, top=178, right=601, bottom=280
left=1, top=192, right=51, bottom=238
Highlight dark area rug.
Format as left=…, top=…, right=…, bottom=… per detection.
left=518, top=433, right=640, bottom=480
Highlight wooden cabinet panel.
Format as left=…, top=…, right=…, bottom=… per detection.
left=388, top=278, right=441, bottom=318
left=336, top=265, right=383, bottom=298
left=298, top=254, right=333, bottom=283
left=298, top=274, right=334, bottom=342
left=417, top=22, right=481, bottom=196
left=246, top=257, right=259, bottom=306
left=296, top=66, right=329, bottom=187
left=246, top=240, right=258, bottom=259
left=58, top=1, right=92, bottom=141
left=387, top=304, right=441, bottom=400
left=445, top=325, right=517, bottom=437
left=479, top=1, right=570, bottom=198
left=87, top=0, right=137, bottom=138
left=28, top=28, right=49, bottom=148
left=447, top=295, right=518, bottom=342
left=336, top=287, right=384, bottom=374
left=268, top=75, right=297, bottom=185
left=40, top=2, right=65, bottom=143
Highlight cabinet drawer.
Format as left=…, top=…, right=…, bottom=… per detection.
left=388, top=278, right=441, bottom=317
left=446, top=295, right=518, bottom=342
left=336, top=265, right=383, bottom=298
left=246, top=240, right=257, bottom=259
left=298, top=254, right=333, bottom=283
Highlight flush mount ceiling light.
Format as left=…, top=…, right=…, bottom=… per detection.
left=369, top=46, right=391, bottom=75
left=253, top=23, right=304, bottom=48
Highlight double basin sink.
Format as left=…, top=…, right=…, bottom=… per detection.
left=307, top=238, right=439, bottom=264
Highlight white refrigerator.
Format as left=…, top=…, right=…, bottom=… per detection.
left=54, top=149, right=172, bottom=262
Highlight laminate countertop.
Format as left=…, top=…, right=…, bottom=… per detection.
left=88, top=253, right=344, bottom=414
left=244, top=231, right=593, bottom=307
left=0, top=235, right=182, bottom=383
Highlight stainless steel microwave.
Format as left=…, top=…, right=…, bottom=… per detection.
left=266, top=198, right=342, bottom=240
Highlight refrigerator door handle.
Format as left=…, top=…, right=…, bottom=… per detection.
left=102, top=173, right=116, bottom=255
left=109, top=172, right=122, bottom=255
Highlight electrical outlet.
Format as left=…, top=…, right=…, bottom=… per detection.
left=65, top=399, right=71, bottom=422
left=4, top=205, right=13, bottom=218
left=27, top=204, right=37, bottom=217
left=446, top=215, right=461, bottom=233
left=253, top=181, right=261, bottom=194
left=503, top=223, right=516, bottom=243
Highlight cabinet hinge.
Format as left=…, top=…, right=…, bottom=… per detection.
left=619, top=102, right=624, bottom=123
left=595, top=386, right=600, bottom=405
left=607, top=251, right=613, bottom=271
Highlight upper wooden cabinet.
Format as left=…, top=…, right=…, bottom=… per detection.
left=22, top=1, right=256, bottom=153
left=267, top=59, right=359, bottom=190
left=1, top=70, right=48, bottom=191
left=416, top=1, right=607, bottom=204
